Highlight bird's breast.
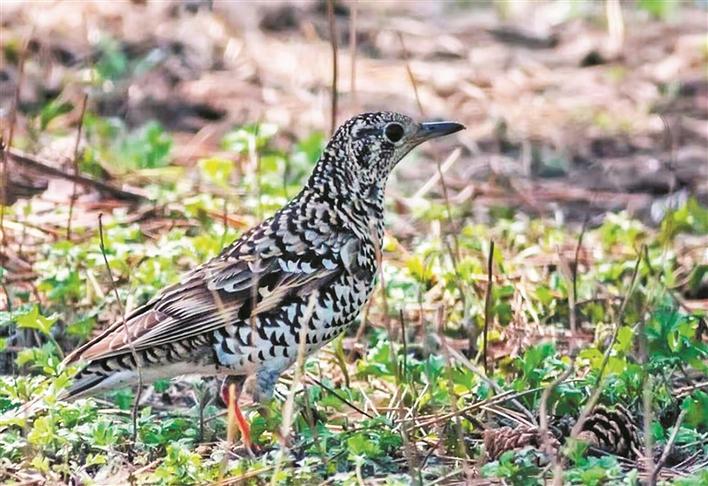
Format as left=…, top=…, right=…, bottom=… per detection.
left=213, top=260, right=376, bottom=375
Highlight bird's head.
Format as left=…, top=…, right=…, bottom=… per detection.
left=310, top=111, right=464, bottom=194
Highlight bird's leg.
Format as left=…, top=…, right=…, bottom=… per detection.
left=220, top=376, right=253, bottom=452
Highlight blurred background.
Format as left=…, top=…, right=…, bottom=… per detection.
left=1, top=2, right=708, bottom=483
left=2, top=0, right=706, bottom=228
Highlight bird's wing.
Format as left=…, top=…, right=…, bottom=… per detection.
left=65, top=228, right=361, bottom=364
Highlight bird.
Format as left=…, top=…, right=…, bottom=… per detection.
left=10, top=111, right=464, bottom=449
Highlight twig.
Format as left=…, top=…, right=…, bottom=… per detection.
left=397, top=32, right=425, bottom=117
left=219, top=198, right=229, bottom=248
left=395, top=309, right=419, bottom=482
left=3, top=148, right=147, bottom=202
left=436, top=306, right=470, bottom=478
left=539, top=359, right=575, bottom=486
left=398, top=308, right=409, bottom=386
left=213, top=465, right=277, bottom=486
left=349, top=0, right=357, bottom=105
left=436, top=158, right=468, bottom=353
left=372, top=222, right=390, bottom=333
left=412, top=148, right=462, bottom=200
left=605, top=0, right=625, bottom=55
left=570, top=217, right=588, bottom=333
left=326, top=0, right=338, bottom=135
left=427, top=468, right=464, bottom=486
left=309, top=376, right=374, bottom=419
left=1, top=31, right=30, bottom=259
left=98, top=213, right=144, bottom=454
left=271, top=291, right=319, bottom=486
left=570, top=247, right=643, bottom=440
left=638, top=309, right=655, bottom=481
left=412, top=386, right=547, bottom=430
left=248, top=119, right=263, bottom=221
left=650, top=408, right=688, bottom=485
left=482, top=241, right=494, bottom=374
left=66, top=93, right=89, bottom=241
left=445, top=344, right=536, bottom=424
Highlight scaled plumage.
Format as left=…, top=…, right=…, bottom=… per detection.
left=19, top=112, right=464, bottom=445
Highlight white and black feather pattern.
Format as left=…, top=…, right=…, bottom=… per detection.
left=60, top=111, right=460, bottom=401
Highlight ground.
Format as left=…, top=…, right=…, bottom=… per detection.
left=0, top=1, right=707, bottom=485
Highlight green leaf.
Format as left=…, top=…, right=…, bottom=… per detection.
left=682, top=391, right=708, bottom=428
left=198, top=157, right=234, bottom=188
left=153, top=379, right=171, bottom=393
left=39, top=99, right=73, bottom=130
left=616, top=326, right=633, bottom=353
left=14, top=306, right=57, bottom=337
left=221, top=123, right=278, bottom=154
left=637, top=0, right=678, bottom=20
left=346, top=432, right=381, bottom=458
left=66, top=317, right=95, bottom=340
left=109, top=389, right=135, bottom=410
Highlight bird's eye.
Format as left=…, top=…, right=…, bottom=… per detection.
left=384, top=123, right=405, bottom=143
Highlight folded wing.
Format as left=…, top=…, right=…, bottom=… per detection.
left=65, top=229, right=357, bottom=365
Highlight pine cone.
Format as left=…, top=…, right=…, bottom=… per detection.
left=578, top=404, right=642, bottom=459
left=484, top=425, right=559, bottom=460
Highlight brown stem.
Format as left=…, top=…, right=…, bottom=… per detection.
left=98, top=213, right=144, bottom=455
left=483, top=241, right=495, bottom=375
left=66, top=93, right=89, bottom=241
left=326, top=0, right=339, bottom=135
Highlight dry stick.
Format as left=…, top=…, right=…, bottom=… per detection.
left=605, top=0, right=625, bottom=55
left=539, top=360, right=575, bottom=486
left=66, top=93, right=89, bottom=241
left=399, top=31, right=470, bottom=348
left=301, top=385, right=325, bottom=465
left=413, top=386, right=546, bottom=430
left=570, top=217, right=588, bottom=334
left=98, top=213, right=144, bottom=456
left=639, top=310, right=654, bottom=482
left=659, top=114, right=678, bottom=177
left=309, top=377, right=374, bottom=419
left=202, top=289, right=238, bottom=473
left=412, top=148, right=462, bottom=200
left=436, top=306, right=471, bottom=480
left=249, top=119, right=263, bottom=221
left=433, top=156, right=469, bottom=344
left=445, top=345, right=536, bottom=424
left=372, top=222, right=391, bottom=333
left=398, top=309, right=409, bottom=389
left=396, top=309, right=420, bottom=483
left=1, top=32, right=30, bottom=255
left=482, top=241, right=494, bottom=375
left=397, top=32, right=425, bottom=117
left=271, top=291, right=319, bottom=486
left=570, top=247, right=643, bottom=440
left=676, top=380, right=708, bottom=399
left=399, top=30, right=463, bottom=267
left=0, top=37, right=29, bottom=383
left=326, top=0, right=338, bottom=135
left=5, top=148, right=146, bottom=202
left=650, top=408, right=688, bottom=485
left=219, top=197, right=228, bottom=248
left=214, top=465, right=278, bottom=486
left=349, top=0, right=358, bottom=105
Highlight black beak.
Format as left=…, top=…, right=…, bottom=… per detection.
left=417, top=121, right=465, bottom=141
